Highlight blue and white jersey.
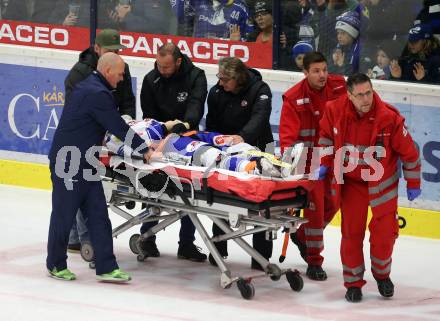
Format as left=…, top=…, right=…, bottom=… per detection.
left=166, top=135, right=210, bottom=158
left=105, top=118, right=260, bottom=172
left=105, top=119, right=166, bottom=158
left=192, top=131, right=231, bottom=149
left=170, top=0, right=195, bottom=24
left=192, top=0, right=253, bottom=40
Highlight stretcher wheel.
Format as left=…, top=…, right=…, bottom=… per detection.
left=237, top=278, right=255, bottom=300
left=80, top=242, right=94, bottom=262
left=267, top=263, right=282, bottom=281
left=129, top=234, right=140, bottom=254
left=125, top=201, right=136, bottom=210
left=286, top=270, right=304, bottom=292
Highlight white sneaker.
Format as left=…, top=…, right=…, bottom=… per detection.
left=256, top=158, right=281, bottom=177
left=281, top=142, right=305, bottom=177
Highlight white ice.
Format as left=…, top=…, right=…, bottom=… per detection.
left=0, top=184, right=439, bottom=321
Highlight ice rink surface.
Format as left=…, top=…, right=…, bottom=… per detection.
left=0, top=184, right=439, bottom=321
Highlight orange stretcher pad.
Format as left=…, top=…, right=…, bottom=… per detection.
left=171, top=167, right=315, bottom=203
left=101, top=154, right=315, bottom=204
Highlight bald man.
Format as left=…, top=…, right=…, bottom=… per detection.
left=47, top=53, right=152, bottom=283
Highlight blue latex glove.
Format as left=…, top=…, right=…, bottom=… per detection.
left=407, top=188, right=421, bottom=201
left=318, top=165, right=328, bottom=180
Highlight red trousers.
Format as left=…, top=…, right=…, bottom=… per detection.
left=340, top=178, right=399, bottom=288
left=296, top=178, right=338, bottom=266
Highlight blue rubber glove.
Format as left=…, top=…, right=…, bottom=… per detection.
left=318, top=165, right=328, bottom=180
left=407, top=188, right=421, bottom=201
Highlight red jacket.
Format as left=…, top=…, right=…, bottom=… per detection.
left=319, top=92, right=421, bottom=214
left=280, top=74, right=346, bottom=152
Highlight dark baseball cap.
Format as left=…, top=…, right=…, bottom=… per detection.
left=254, top=1, right=272, bottom=15
left=95, top=29, right=126, bottom=50
left=408, top=24, right=432, bottom=42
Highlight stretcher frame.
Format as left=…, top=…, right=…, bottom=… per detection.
left=96, top=164, right=309, bottom=300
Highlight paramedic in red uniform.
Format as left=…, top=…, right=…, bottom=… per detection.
left=318, top=73, right=422, bottom=302
left=279, top=51, right=346, bottom=281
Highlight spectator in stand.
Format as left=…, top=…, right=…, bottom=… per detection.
left=250, top=1, right=275, bottom=45
left=247, top=1, right=299, bottom=69
left=190, top=0, right=253, bottom=41
left=275, top=0, right=320, bottom=70
left=48, top=0, right=89, bottom=27
left=415, top=0, right=440, bottom=41
left=315, top=0, right=368, bottom=60
left=121, top=0, right=177, bottom=34
left=171, top=0, right=195, bottom=36
left=362, top=0, right=421, bottom=69
left=291, top=40, right=314, bottom=71
left=329, top=11, right=361, bottom=75
left=3, top=0, right=52, bottom=23
left=0, top=0, right=6, bottom=19
left=97, top=0, right=132, bottom=30
left=296, top=0, right=320, bottom=45
left=366, top=41, right=400, bottom=80
left=391, top=24, right=440, bottom=84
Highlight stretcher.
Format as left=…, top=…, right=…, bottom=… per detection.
left=86, top=154, right=314, bottom=300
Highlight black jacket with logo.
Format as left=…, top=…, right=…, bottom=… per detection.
left=64, top=47, right=136, bottom=118
left=140, top=54, right=207, bottom=129
left=206, top=69, right=274, bottom=151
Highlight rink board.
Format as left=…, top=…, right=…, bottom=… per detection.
left=0, top=158, right=439, bottom=240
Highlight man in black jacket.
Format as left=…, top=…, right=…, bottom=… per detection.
left=206, top=56, right=274, bottom=270
left=65, top=29, right=136, bottom=118
left=65, top=29, right=136, bottom=253
left=140, top=42, right=208, bottom=262
left=47, top=53, right=153, bottom=282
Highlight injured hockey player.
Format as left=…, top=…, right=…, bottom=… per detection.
left=104, top=117, right=303, bottom=178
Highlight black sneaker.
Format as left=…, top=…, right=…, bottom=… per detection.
left=177, top=243, right=207, bottom=262
left=345, top=287, right=363, bottom=302
left=139, top=239, right=160, bottom=257
left=67, top=243, right=81, bottom=253
left=306, top=265, right=328, bottom=281
left=208, top=253, right=228, bottom=267
left=290, top=232, right=307, bottom=263
left=376, top=277, right=394, bottom=298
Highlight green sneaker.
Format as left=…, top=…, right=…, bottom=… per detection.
left=48, top=268, right=76, bottom=281
left=96, top=269, right=131, bottom=283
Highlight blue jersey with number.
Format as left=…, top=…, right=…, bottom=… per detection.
left=180, top=0, right=253, bottom=40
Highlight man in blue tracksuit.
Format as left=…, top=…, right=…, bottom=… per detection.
left=46, top=53, right=152, bottom=283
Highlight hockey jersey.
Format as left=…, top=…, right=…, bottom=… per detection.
left=174, top=0, right=253, bottom=40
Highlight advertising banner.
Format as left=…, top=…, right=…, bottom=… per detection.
left=0, top=63, right=66, bottom=155
left=0, top=20, right=273, bottom=68
left=0, top=63, right=137, bottom=156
